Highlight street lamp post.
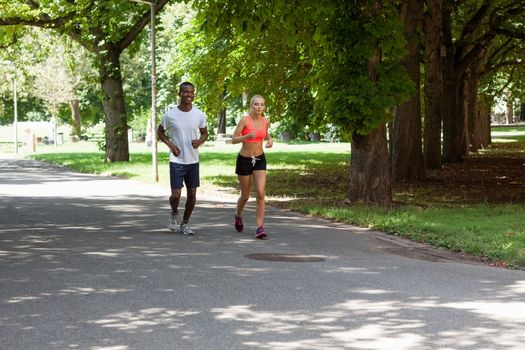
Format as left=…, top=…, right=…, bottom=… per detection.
left=13, top=74, right=18, bottom=154
left=1, top=60, right=18, bottom=154
left=131, top=0, right=158, bottom=181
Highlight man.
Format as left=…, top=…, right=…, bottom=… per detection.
left=157, top=82, right=208, bottom=235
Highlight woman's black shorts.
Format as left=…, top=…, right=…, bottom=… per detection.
left=235, top=153, right=266, bottom=176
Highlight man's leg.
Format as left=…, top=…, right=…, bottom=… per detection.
left=170, top=188, right=182, bottom=216
left=169, top=162, right=184, bottom=216
left=167, top=188, right=182, bottom=231
left=183, top=187, right=196, bottom=223
left=168, top=162, right=184, bottom=231
left=181, top=162, right=200, bottom=226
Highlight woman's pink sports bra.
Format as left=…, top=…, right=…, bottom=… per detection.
left=241, top=115, right=268, bottom=142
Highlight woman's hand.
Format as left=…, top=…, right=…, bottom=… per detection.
left=265, top=138, right=273, bottom=148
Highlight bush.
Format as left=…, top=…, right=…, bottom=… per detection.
left=128, top=107, right=151, bottom=140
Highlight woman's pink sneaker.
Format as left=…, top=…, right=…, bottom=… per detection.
left=255, top=226, right=267, bottom=239
left=234, top=215, right=244, bottom=232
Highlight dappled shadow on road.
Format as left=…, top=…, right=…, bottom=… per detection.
left=208, top=285, right=525, bottom=350
left=0, top=158, right=106, bottom=186
left=1, top=153, right=524, bottom=349
left=1, top=194, right=524, bottom=349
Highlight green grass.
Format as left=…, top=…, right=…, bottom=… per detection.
left=491, top=125, right=525, bottom=133
left=491, top=125, right=525, bottom=143
left=19, top=138, right=525, bottom=269
left=288, top=202, right=525, bottom=267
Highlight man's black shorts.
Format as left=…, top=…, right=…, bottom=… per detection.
left=235, top=153, right=266, bottom=176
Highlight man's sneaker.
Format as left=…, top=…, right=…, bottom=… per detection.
left=255, top=226, right=267, bottom=239
left=168, top=213, right=180, bottom=232
left=234, top=215, right=244, bottom=232
left=180, top=223, right=195, bottom=236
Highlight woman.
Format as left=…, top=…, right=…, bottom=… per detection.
left=230, top=95, right=273, bottom=239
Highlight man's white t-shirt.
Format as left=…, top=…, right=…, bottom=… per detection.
left=160, top=106, right=207, bottom=164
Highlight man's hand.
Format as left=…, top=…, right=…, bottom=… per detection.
left=170, top=144, right=181, bottom=156
left=191, top=139, right=203, bottom=149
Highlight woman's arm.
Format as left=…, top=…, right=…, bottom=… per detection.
left=230, top=118, right=255, bottom=144
left=264, top=118, right=273, bottom=148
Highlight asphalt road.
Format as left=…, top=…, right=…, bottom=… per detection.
left=1, top=156, right=524, bottom=350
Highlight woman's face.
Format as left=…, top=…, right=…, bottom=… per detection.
left=251, top=97, right=265, bottom=115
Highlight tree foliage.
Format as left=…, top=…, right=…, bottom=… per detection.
left=479, top=35, right=525, bottom=102
left=0, top=0, right=171, bottom=161
left=0, top=26, right=102, bottom=130
left=439, top=0, right=525, bottom=161
left=166, top=2, right=314, bottom=130
left=190, top=0, right=413, bottom=140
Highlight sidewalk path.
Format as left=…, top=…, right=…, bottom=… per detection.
left=1, top=157, right=524, bottom=350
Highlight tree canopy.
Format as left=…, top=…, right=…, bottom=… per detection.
left=1, top=0, right=524, bottom=203
left=188, top=0, right=414, bottom=140
left=0, top=0, right=171, bottom=161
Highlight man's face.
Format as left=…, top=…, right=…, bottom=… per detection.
left=179, top=85, right=195, bottom=104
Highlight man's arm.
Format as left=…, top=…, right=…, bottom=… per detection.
left=157, top=124, right=181, bottom=156
left=192, top=127, right=208, bottom=149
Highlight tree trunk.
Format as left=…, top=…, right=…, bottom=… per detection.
left=442, top=4, right=458, bottom=162
left=506, top=94, right=513, bottom=124
left=442, top=74, right=469, bottom=161
left=486, top=100, right=492, bottom=145
left=217, top=108, right=226, bottom=134
left=442, top=74, right=462, bottom=162
left=99, top=46, right=129, bottom=162
left=520, top=101, right=525, bottom=122
left=441, top=2, right=495, bottom=162
left=467, top=64, right=481, bottom=152
left=390, top=0, right=425, bottom=182
left=348, top=125, right=392, bottom=205
left=442, top=6, right=466, bottom=163
left=347, top=37, right=391, bottom=205
left=423, top=0, right=443, bottom=169
left=69, top=98, right=81, bottom=140
left=458, top=77, right=469, bottom=156
left=478, top=93, right=492, bottom=147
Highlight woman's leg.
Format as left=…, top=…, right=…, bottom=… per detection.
left=236, top=175, right=251, bottom=217
left=252, top=170, right=267, bottom=227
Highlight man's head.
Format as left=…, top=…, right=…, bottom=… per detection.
left=179, top=81, right=194, bottom=94
left=178, top=82, right=195, bottom=105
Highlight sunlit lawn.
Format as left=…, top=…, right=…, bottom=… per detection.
left=25, top=140, right=351, bottom=198
left=491, top=125, right=525, bottom=143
